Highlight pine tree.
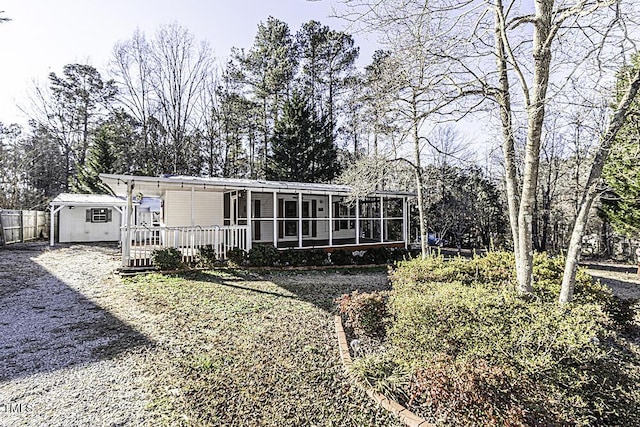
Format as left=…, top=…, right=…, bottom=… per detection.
left=268, top=93, right=339, bottom=183
left=74, top=125, right=117, bottom=194
left=601, top=57, right=640, bottom=235
left=233, top=17, right=298, bottom=177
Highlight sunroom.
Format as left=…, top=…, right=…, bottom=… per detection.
left=98, top=173, right=413, bottom=267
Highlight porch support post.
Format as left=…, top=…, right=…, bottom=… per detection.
left=124, top=180, right=134, bottom=267
left=380, top=195, right=384, bottom=243
left=273, top=191, right=278, bottom=248
left=246, top=189, right=252, bottom=251
left=355, top=198, right=360, bottom=245
left=298, top=192, right=303, bottom=248
left=328, top=194, right=333, bottom=247
left=403, top=197, right=408, bottom=249
left=49, top=204, right=55, bottom=246
left=49, top=204, right=63, bottom=246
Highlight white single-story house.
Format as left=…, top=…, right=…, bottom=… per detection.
left=50, top=174, right=414, bottom=267
left=49, top=193, right=127, bottom=244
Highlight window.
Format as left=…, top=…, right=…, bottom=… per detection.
left=333, top=200, right=355, bottom=231
left=284, top=200, right=297, bottom=218
left=86, top=208, right=112, bottom=223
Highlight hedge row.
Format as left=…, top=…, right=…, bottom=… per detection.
left=151, top=245, right=412, bottom=270
left=227, top=245, right=412, bottom=268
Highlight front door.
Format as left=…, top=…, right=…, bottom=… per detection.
left=302, top=200, right=318, bottom=238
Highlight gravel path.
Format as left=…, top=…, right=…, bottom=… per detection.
left=0, top=244, right=156, bottom=426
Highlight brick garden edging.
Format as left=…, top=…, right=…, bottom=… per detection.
left=334, top=315, right=434, bottom=427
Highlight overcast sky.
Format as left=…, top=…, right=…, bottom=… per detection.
left=0, top=0, right=377, bottom=126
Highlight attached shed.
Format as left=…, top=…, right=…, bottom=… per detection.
left=49, top=193, right=127, bottom=245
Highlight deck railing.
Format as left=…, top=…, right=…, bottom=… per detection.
left=122, top=225, right=248, bottom=268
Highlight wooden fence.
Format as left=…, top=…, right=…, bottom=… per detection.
left=0, top=209, right=48, bottom=245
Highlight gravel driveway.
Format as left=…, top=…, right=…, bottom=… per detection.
left=0, top=243, right=155, bottom=426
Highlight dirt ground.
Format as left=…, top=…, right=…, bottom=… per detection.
left=1, top=243, right=638, bottom=426
left=582, top=261, right=640, bottom=300
left=0, top=243, right=397, bottom=427
left=0, top=242, right=158, bottom=426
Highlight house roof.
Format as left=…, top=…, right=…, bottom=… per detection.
left=99, top=173, right=415, bottom=197
left=50, top=193, right=127, bottom=206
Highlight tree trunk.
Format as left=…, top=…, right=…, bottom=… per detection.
left=493, top=0, right=520, bottom=257
left=514, top=0, right=553, bottom=294
left=412, top=89, right=428, bottom=259
left=560, top=66, right=640, bottom=303
left=415, top=167, right=428, bottom=259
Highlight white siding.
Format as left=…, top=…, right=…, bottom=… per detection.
left=195, top=192, right=224, bottom=226
left=163, top=190, right=224, bottom=227
left=59, top=206, right=121, bottom=243
left=252, top=192, right=274, bottom=218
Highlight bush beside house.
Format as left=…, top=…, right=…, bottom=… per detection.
left=338, top=253, right=640, bottom=426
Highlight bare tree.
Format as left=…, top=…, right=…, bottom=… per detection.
left=150, top=23, right=213, bottom=174
left=560, top=64, right=640, bottom=302
left=340, top=0, right=640, bottom=298
left=111, top=29, right=156, bottom=164
left=111, top=24, right=214, bottom=175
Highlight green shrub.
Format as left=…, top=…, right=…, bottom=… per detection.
left=247, top=244, right=279, bottom=267
left=385, top=254, right=640, bottom=425
left=306, top=249, right=328, bottom=266
left=390, top=255, right=477, bottom=287
left=352, top=250, right=368, bottom=265
left=226, top=247, right=246, bottom=266
left=388, top=248, right=411, bottom=263
left=389, top=280, right=609, bottom=371
left=362, top=247, right=390, bottom=265
left=279, top=248, right=304, bottom=266
left=198, top=245, right=219, bottom=267
left=329, top=249, right=353, bottom=266
left=336, top=290, right=389, bottom=339
left=151, top=247, right=184, bottom=270
left=278, top=249, right=327, bottom=267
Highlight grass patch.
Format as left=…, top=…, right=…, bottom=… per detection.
left=124, top=270, right=400, bottom=426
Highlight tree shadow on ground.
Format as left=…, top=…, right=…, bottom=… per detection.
left=582, top=261, right=639, bottom=274
left=0, top=244, right=153, bottom=382
left=181, top=268, right=391, bottom=313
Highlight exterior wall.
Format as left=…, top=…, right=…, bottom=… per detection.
left=59, top=206, right=121, bottom=243
left=163, top=190, right=224, bottom=227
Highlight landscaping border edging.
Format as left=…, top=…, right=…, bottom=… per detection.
left=334, top=315, right=434, bottom=427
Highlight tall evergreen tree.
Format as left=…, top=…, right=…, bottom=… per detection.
left=296, top=21, right=359, bottom=144
left=74, top=123, right=117, bottom=194
left=268, top=93, right=339, bottom=182
left=233, top=17, right=298, bottom=177
left=601, top=56, right=640, bottom=236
